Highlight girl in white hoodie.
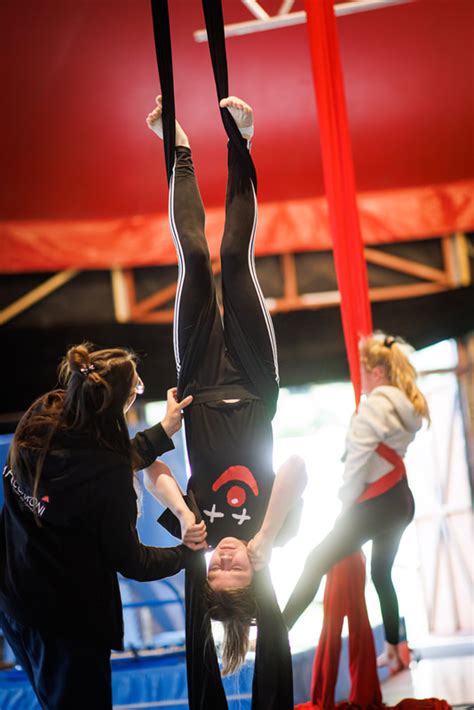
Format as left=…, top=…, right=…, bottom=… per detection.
left=282, top=334, right=430, bottom=672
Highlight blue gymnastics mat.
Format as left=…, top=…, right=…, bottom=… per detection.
left=0, top=624, right=390, bottom=709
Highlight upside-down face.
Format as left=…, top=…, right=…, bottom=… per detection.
left=207, top=537, right=253, bottom=591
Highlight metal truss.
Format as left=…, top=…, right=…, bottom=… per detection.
left=194, top=0, right=413, bottom=42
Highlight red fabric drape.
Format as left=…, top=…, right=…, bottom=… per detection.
left=297, top=698, right=452, bottom=709
left=301, top=552, right=383, bottom=710
left=357, top=444, right=406, bottom=503
left=295, top=448, right=452, bottom=710
left=302, top=3, right=382, bottom=706
left=302, top=7, right=451, bottom=709
left=304, top=0, right=372, bottom=404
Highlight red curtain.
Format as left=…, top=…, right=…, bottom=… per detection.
left=304, top=0, right=372, bottom=403
left=298, top=3, right=453, bottom=709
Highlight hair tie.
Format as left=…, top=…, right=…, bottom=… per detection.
left=383, top=336, right=396, bottom=349
left=79, top=364, right=95, bottom=376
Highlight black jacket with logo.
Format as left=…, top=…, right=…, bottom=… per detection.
left=0, top=423, right=187, bottom=650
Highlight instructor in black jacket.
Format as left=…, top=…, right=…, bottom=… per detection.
left=0, top=343, right=198, bottom=710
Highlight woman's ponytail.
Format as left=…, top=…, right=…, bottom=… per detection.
left=11, top=343, right=141, bottom=522
left=360, top=333, right=430, bottom=421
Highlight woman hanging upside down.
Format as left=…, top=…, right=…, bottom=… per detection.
left=283, top=334, right=430, bottom=674
left=144, top=95, right=307, bottom=682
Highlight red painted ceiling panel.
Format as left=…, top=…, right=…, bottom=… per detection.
left=1, top=0, right=473, bottom=222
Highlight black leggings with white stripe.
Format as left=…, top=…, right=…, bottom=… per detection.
left=169, top=145, right=279, bottom=407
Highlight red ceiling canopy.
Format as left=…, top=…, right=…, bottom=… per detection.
left=1, top=0, right=473, bottom=272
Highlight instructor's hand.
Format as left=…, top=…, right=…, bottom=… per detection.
left=178, top=510, right=208, bottom=551
left=161, top=387, right=193, bottom=438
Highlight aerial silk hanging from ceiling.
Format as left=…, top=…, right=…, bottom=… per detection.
left=302, top=1, right=377, bottom=707
left=149, top=1, right=293, bottom=708
left=300, top=1, right=450, bottom=709
left=148, top=0, right=452, bottom=707
left=304, top=0, right=372, bottom=403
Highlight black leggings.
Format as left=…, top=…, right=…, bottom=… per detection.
left=169, top=145, right=278, bottom=408
left=282, top=480, right=415, bottom=644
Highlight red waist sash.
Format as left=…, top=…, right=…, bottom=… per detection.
left=357, top=442, right=406, bottom=504
left=297, top=442, right=451, bottom=710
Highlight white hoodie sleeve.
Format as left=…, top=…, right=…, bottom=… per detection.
left=339, top=392, right=392, bottom=508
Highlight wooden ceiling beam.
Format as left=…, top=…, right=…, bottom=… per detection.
left=119, top=235, right=470, bottom=322
left=0, top=269, right=79, bottom=326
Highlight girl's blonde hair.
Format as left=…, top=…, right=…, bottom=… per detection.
left=359, top=333, right=430, bottom=421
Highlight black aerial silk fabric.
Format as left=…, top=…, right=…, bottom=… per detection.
left=149, top=2, right=293, bottom=707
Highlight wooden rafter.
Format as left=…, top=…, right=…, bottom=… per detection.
left=441, top=233, right=471, bottom=287
left=0, top=269, right=79, bottom=326
left=363, top=247, right=448, bottom=284
left=265, top=234, right=471, bottom=313
left=281, top=252, right=298, bottom=300
left=111, top=233, right=471, bottom=324
left=112, top=262, right=223, bottom=325
left=111, top=268, right=132, bottom=323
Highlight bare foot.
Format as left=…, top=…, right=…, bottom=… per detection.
left=146, top=95, right=189, bottom=147
left=219, top=96, right=254, bottom=140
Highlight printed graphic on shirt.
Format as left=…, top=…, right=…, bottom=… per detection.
left=2, top=466, right=48, bottom=517
left=203, top=465, right=259, bottom=527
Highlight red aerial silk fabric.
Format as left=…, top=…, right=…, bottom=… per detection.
left=294, top=449, right=452, bottom=710
left=357, top=444, right=406, bottom=503
left=303, top=0, right=372, bottom=404
left=298, top=458, right=400, bottom=710
left=301, top=2, right=382, bottom=706
left=299, top=9, right=452, bottom=704
left=303, top=551, right=383, bottom=710
left=297, top=699, right=452, bottom=709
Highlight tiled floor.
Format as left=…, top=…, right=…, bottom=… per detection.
left=381, top=655, right=474, bottom=707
